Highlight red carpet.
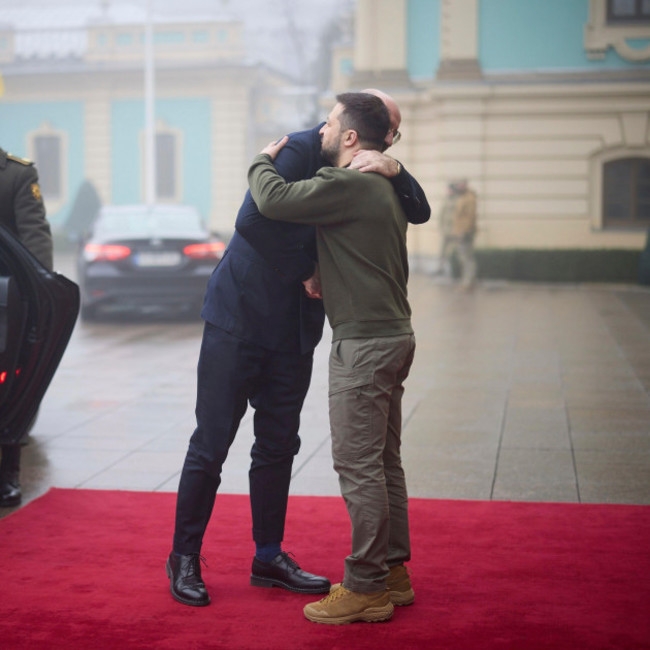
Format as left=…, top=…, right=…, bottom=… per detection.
left=0, top=489, right=648, bottom=649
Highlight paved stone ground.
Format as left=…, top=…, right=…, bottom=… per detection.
left=402, top=275, right=650, bottom=505
left=2, top=271, right=649, bottom=520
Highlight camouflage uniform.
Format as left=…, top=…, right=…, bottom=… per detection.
left=438, top=180, right=477, bottom=288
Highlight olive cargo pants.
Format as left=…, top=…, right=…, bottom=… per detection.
left=328, top=333, right=416, bottom=593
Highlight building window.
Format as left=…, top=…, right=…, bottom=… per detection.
left=607, top=0, right=650, bottom=24
left=33, top=134, right=62, bottom=201
left=602, top=157, right=650, bottom=228
left=192, top=30, right=209, bottom=43
left=155, top=31, right=185, bottom=45
left=156, top=132, right=178, bottom=201
left=27, top=125, right=67, bottom=214
left=116, top=32, right=134, bottom=46
left=585, top=0, right=650, bottom=60
left=140, top=124, right=182, bottom=203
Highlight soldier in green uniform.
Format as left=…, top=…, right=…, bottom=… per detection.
left=0, top=146, right=53, bottom=507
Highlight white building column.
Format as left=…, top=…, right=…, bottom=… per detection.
left=210, top=85, right=248, bottom=234
left=437, top=0, right=482, bottom=80
left=352, top=0, right=411, bottom=87
left=83, top=96, right=112, bottom=205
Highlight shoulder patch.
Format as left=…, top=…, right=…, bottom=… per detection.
left=6, top=153, right=33, bottom=166
left=31, top=183, right=42, bottom=202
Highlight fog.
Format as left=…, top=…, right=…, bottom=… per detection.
left=0, top=0, right=355, bottom=81
left=0, top=0, right=357, bottom=242
left=4, top=0, right=639, bottom=285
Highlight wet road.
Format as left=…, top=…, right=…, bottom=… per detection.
left=16, top=303, right=333, bottom=506
left=3, top=252, right=650, bottom=519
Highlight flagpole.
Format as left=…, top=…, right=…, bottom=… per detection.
left=144, top=0, right=156, bottom=207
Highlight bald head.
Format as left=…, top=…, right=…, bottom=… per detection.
left=362, top=88, right=401, bottom=149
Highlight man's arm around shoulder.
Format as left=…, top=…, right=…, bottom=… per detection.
left=235, top=126, right=323, bottom=282
left=349, top=149, right=430, bottom=225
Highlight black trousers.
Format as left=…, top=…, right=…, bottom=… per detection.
left=173, top=322, right=313, bottom=555
left=0, top=444, right=20, bottom=476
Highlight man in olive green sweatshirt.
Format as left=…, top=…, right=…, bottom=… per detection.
left=248, top=92, right=418, bottom=625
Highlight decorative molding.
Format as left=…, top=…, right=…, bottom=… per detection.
left=584, top=0, right=650, bottom=61
left=483, top=68, right=650, bottom=84
left=348, top=69, right=413, bottom=90
left=436, top=58, right=483, bottom=81
left=86, top=21, right=244, bottom=64
left=621, top=112, right=649, bottom=147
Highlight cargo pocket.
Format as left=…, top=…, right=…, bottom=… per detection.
left=329, top=340, right=375, bottom=459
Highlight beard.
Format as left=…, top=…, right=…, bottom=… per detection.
left=320, top=136, right=340, bottom=166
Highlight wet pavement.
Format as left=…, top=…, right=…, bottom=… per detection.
left=2, top=268, right=650, bottom=519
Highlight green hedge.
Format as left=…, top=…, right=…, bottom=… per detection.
left=470, top=249, right=642, bottom=283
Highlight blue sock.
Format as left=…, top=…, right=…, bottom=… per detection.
left=255, top=542, right=282, bottom=563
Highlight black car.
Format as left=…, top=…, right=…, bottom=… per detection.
left=0, top=225, right=79, bottom=445
left=77, top=204, right=225, bottom=320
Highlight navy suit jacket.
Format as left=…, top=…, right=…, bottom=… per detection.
left=201, top=126, right=326, bottom=354
left=202, top=124, right=431, bottom=356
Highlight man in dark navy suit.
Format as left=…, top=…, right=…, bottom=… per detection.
left=166, top=90, right=430, bottom=607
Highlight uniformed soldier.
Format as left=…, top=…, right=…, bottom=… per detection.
left=0, top=146, right=53, bottom=507
left=437, top=178, right=478, bottom=289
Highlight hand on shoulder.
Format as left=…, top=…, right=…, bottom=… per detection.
left=349, top=150, right=399, bottom=177
left=260, top=135, right=290, bottom=161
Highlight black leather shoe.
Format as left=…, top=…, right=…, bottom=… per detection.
left=166, top=552, right=210, bottom=607
left=0, top=475, right=21, bottom=508
left=250, top=551, right=330, bottom=594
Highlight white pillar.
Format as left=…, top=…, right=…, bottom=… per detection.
left=437, top=0, right=482, bottom=80
left=144, top=0, right=156, bottom=206
left=352, top=0, right=410, bottom=87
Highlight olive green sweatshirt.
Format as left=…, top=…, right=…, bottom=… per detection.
left=248, top=153, right=412, bottom=341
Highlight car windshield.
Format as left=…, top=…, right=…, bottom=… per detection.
left=95, top=208, right=204, bottom=236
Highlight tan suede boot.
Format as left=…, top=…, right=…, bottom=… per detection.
left=387, top=564, right=415, bottom=606
left=329, top=564, right=415, bottom=606
left=304, top=585, right=394, bottom=625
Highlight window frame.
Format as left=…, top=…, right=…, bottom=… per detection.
left=602, top=156, right=650, bottom=228
left=139, top=122, right=183, bottom=203
left=606, top=0, right=650, bottom=25
left=155, top=131, right=178, bottom=201
left=590, top=148, right=650, bottom=231
left=26, top=123, right=68, bottom=215
left=585, top=0, right=650, bottom=61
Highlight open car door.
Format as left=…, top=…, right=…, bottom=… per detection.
left=0, top=225, right=79, bottom=444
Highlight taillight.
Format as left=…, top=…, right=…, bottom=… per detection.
left=0, top=368, right=20, bottom=384
left=183, top=242, right=226, bottom=260
left=84, top=243, right=132, bottom=262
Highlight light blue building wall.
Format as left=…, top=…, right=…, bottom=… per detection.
left=407, top=0, right=441, bottom=80
left=406, top=0, right=650, bottom=79
left=480, top=0, right=650, bottom=71
left=0, top=101, right=85, bottom=225
left=110, top=97, right=212, bottom=221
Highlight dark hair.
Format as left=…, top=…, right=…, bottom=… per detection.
left=335, top=92, right=390, bottom=150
